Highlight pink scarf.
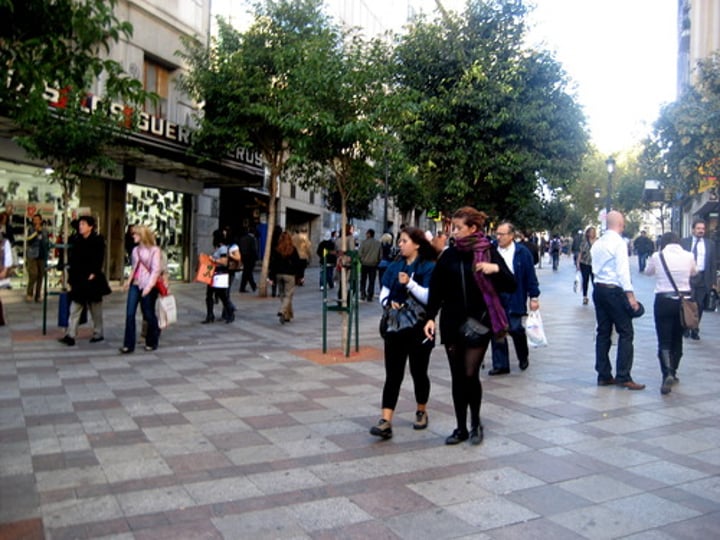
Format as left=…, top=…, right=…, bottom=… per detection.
left=454, top=232, right=509, bottom=336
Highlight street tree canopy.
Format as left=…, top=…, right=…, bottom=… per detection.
left=179, top=0, right=339, bottom=297
left=641, top=52, right=720, bottom=199
left=1, top=0, right=149, bottom=279
left=392, top=0, right=588, bottom=221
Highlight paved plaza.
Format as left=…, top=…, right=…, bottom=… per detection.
left=1, top=254, right=719, bottom=539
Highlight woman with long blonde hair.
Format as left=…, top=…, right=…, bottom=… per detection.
left=121, top=225, right=162, bottom=353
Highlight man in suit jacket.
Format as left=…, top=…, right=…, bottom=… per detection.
left=490, top=221, right=540, bottom=375
left=681, top=218, right=717, bottom=340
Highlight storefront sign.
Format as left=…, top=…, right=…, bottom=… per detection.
left=42, top=85, right=264, bottom=173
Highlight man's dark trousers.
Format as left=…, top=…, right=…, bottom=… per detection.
left=491, top=314, right=528, bottom=370
left=593, top=285, right=634, bottom=383
left=360, top=264, right=377, bottom=300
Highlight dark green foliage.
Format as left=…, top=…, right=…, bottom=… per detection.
left=392, top=0, right=588, bottom=222
left=641, top=52, right=720, bottom=198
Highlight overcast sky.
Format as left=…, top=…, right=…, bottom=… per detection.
left=212, top=0, right=679, bottom=155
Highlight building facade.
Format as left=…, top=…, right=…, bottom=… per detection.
left=1, top=0, right=264, bottom=282
left=677, top=0, right=720, bottom=238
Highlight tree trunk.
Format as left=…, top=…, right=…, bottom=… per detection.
left=258, top=166, right=279, bottom=298
left=339, top=186, right=349, bottom=351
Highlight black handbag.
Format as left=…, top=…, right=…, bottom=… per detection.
left=379, top=295, right=426, bottom=339
left=459, top=264, right=490, bottom=346
left=705, top=289, right=718, bottom=312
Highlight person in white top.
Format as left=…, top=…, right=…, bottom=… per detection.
left=645, top=232, right=697, bottom=394
left=590, top=211, right=645, bottom=390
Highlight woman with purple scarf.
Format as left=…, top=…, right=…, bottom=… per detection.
left=424, top=207, right=516, bottom=445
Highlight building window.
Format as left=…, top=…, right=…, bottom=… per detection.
left=309, top=190, right=315, bottom=205
left=144, top=58, right=170, bottom=118
left=290, top=184, right=297, bottom=199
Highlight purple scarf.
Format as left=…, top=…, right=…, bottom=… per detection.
left=454, top=232, right=509, bottom=336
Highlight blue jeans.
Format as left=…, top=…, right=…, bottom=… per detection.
left=123, top=284, right=159, bottom=351
left=593, top=286, right=634, bottom=383
left=491, top=314, right=527, bottom=370
left=638, top=252, right=649, bottom=273
left=320, top=265, right=334, bottom=288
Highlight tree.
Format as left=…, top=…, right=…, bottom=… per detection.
left=1, top=0, right=148, bottom=282
left=392, top=0, right=587, bottom=221
left=641, top=52, right=720, bottom=200
left=292, top=31, right=393, bottom=308
left=179, top=0, right=337, bottom=297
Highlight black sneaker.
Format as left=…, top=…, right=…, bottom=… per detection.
left=469, top=425, right=484, bottom=445
left=89, top=336, right=104, bottom=343
left=369, top=419, right=393, bottom=440
left=58, top=335, right=75, bottom=346
left=445, top=428, right=469, bottom=445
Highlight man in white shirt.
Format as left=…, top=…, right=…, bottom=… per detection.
left=681, top=219, right=717, bottom=340
left=590, top=211, right=645, bottom=390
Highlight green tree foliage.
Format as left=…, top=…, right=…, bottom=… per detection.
left=392, top=0, right=588, bottom=222
left=1, top=0, right=148, bottom=277
left=178, top=0, right=338, bottom=297
left=289, top=31, right=393, bottom=310
left=0, top=0, right=142, bottom=115
left=641, top=52, right=720, bottom=198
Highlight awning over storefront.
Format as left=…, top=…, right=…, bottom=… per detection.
left=0, top=115, right=264, bottom=190
left=693, top=201, right=720, bottom=216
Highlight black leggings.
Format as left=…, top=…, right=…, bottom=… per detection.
left=579, top=263, right=594, bottom=297
left=381, top=329, right=432, bottom=410
left=445, top=339, right=489, bottom=432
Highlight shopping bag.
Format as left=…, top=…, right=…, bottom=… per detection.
left=156, top=294, right=177, bottom=329
left=211, top=273, right=229, bottom=289
left=526, top=309, right=548, bottom=348
left=573, top=271, right=580, bottom=293
left=195, top=253, right=216, bottom=285
left=58, top=292, right=88, bottom=328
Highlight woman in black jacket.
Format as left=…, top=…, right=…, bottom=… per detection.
left=424, top=207, right=516, bottom=446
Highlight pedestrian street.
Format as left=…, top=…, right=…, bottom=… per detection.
left=1, top=252, right=719, bottom=539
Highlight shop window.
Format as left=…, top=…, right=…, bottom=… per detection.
left=144, top=58, right=170, bottom=118
left=125, top=185, right=185, bottom=280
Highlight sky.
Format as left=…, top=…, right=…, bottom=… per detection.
left=404, top=0, right=679, bottom=155
left=213, top=0, right=679, bottom=155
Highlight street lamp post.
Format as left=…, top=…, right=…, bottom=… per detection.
left=605, top=156, right=616, bottom=215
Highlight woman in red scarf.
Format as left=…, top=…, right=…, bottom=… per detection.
left=424, top=207, right=516, bottom=445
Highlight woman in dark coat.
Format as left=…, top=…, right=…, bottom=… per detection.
left=424, top=207, right=516, bottom=446
left=58, top=216, right=111, bottom=346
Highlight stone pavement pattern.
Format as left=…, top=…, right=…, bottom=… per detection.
left=1, top=255, right=719, bottom=539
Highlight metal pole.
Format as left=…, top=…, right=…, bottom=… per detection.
left=606, top=170, right=612, bottom=215
left=383, top=151, right=389, bottom=233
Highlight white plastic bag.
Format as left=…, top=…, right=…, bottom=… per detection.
left=526, top=309, right=548, bottom=348
left=573, top=271, right=580, bottom=293
left=212, top=273, right=229, bottom=288
left=156, top=294, right=177, bottom=329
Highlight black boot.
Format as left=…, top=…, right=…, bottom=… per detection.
left=659, top=350, right=673, bottom=395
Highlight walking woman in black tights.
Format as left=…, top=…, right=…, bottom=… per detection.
left=424, top=207, right=515, bottom=445
left=369, top=227, right=436, bottom=440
